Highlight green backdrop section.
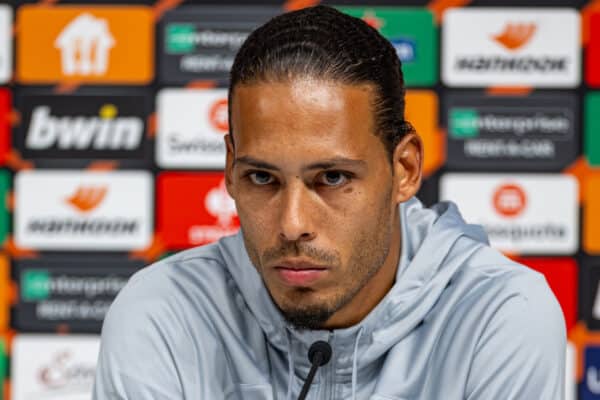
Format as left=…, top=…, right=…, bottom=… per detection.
left=586, top=93, right=600, bottom=166
left=337, top=7, right=437, bottom=87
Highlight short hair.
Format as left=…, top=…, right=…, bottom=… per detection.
left=228, top=5, right=415, bottom=159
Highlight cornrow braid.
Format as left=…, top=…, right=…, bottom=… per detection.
left=229, top=5, right=415, bottom=160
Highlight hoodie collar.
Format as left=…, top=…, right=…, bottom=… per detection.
left=217, top=197, right=489, bottom=371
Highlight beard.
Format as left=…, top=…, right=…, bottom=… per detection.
left=241, top=187, right=394, bottom=330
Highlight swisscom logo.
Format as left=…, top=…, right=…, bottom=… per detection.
left=15, top=170, right=153, bottom=250
left=442, top=8, right=580, bottom=87
left=12, top=334, right=99, bottom=400
left=157, top=88, right=228, bottom=169
left=0, top=5, right=12, bottom=83
left=17, top=6, right=153, bottom=84
left=158, top=173, right=239, bottom=249
left=440, top=174, right=578, bottom=254
left=17, top=91, right=150, bottom=162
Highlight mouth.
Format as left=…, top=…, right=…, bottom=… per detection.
left=272, top=260, right=330, bottom=287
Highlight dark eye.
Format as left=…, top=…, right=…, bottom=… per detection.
left=248, top=171, right=274, bottom=185
left=319, top=171, right=349, bottom=187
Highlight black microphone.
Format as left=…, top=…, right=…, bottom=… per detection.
left=297, top=341, right=332, bottom=400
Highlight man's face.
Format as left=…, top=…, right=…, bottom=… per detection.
left=226, top=79, right=403, bottom=330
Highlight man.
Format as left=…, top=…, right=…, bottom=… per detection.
left=94, top=5, right=565, bottom=399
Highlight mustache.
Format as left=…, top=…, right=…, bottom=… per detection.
left=262, top=242, right=340, bottom=265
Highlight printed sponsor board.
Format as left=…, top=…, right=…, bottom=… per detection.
left=515, top=257, right=577, bottom=330
left=17, top=5, right=153, bottom=84
left=158, top=172, right=239, bottom=249
left=442, top=8, right=580, bottom=87
left=582, top=257, right=600, bottom=330
left=586, top=12, right=600, bottom=87
left=0, top=5, right=11, bottom=84
left=585, top=93, right=600, bottom=167
left=16, top=90, right=151, bottom=165
left=158, top=6, right=279, bottom=84
left=12, top=334, right=99, bottom=400
left=582, top=346, right=600, bottom=399
left=16, top=258, right=141, bottom=333
left=405, top=91, right=440, bottom=176
left=440, top=174, right=578, bottom=254
left=15, top=170, right=153, bottom=251
left=0, top=255, right=8, bottom=332
left=0, top=89, right=11, bottom=165
left=338, top=7, right=437, bottom=86
left=445, top=92, right=578, bottom=171
left=156, top=88, right=228, bottom=169
left=585, top=174, right=600, bottom=254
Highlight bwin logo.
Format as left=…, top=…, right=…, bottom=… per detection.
left=26, top=104, right=143, bottom=150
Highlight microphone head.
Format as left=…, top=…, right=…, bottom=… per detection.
left=308, top=340, right=332, bottom=366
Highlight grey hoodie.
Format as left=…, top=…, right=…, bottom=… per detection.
left=93, top=198, right=566, bottom=399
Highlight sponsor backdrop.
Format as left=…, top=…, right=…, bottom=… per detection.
left=0, top=0, right=598, bottom=399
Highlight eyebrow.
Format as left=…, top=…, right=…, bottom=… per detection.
left=233, top=156, right=367, bottom=171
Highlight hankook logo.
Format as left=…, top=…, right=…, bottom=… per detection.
left=66, top=186, right=108, bottom=213
left=15, top=170, right=152, bottom=251
left=443, top=8, right=580, bottom=87
left=492, top=23, right=536, bottom=51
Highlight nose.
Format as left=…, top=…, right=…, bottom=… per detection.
left=278, top=182, right=316, bottom=243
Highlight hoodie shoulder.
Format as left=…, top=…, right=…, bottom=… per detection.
left=94, top=240, right=243, bottom=399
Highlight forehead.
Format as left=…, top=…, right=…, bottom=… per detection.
left=230, top=79, right=381, bottom=157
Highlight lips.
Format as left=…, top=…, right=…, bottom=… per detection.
left=273, top=261, right=329, bottom=287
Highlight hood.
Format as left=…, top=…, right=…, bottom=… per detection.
left=217, top=196, right=488, bottom=384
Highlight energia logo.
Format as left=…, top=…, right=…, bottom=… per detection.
left=55, top=13, right=115, bottom=76
left=65, top=186, right=107, bottom=213
left=492, top=23, right=536, bottom=51
left=26, top=104, right=143, bottom=151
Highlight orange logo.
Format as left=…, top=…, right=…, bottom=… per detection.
left=493, top=183, right=527, bottom=218
left=584, top=174, right=600, bottom=254
left=66, top=186, right=107, bottom=213
left=492, top=23, right=536, bottom=51
left=17, top=5, right=154, bottom=84
left=404, top=91, right=442, bottom=177
left=209, top=99, right=229, bottom=133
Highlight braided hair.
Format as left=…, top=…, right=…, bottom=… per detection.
left=229, top=5, right=415, bottom=160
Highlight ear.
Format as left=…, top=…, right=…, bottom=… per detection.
left=224, top=134, right=236, bottom=198
left=391, top=131, right=423, bottom=204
